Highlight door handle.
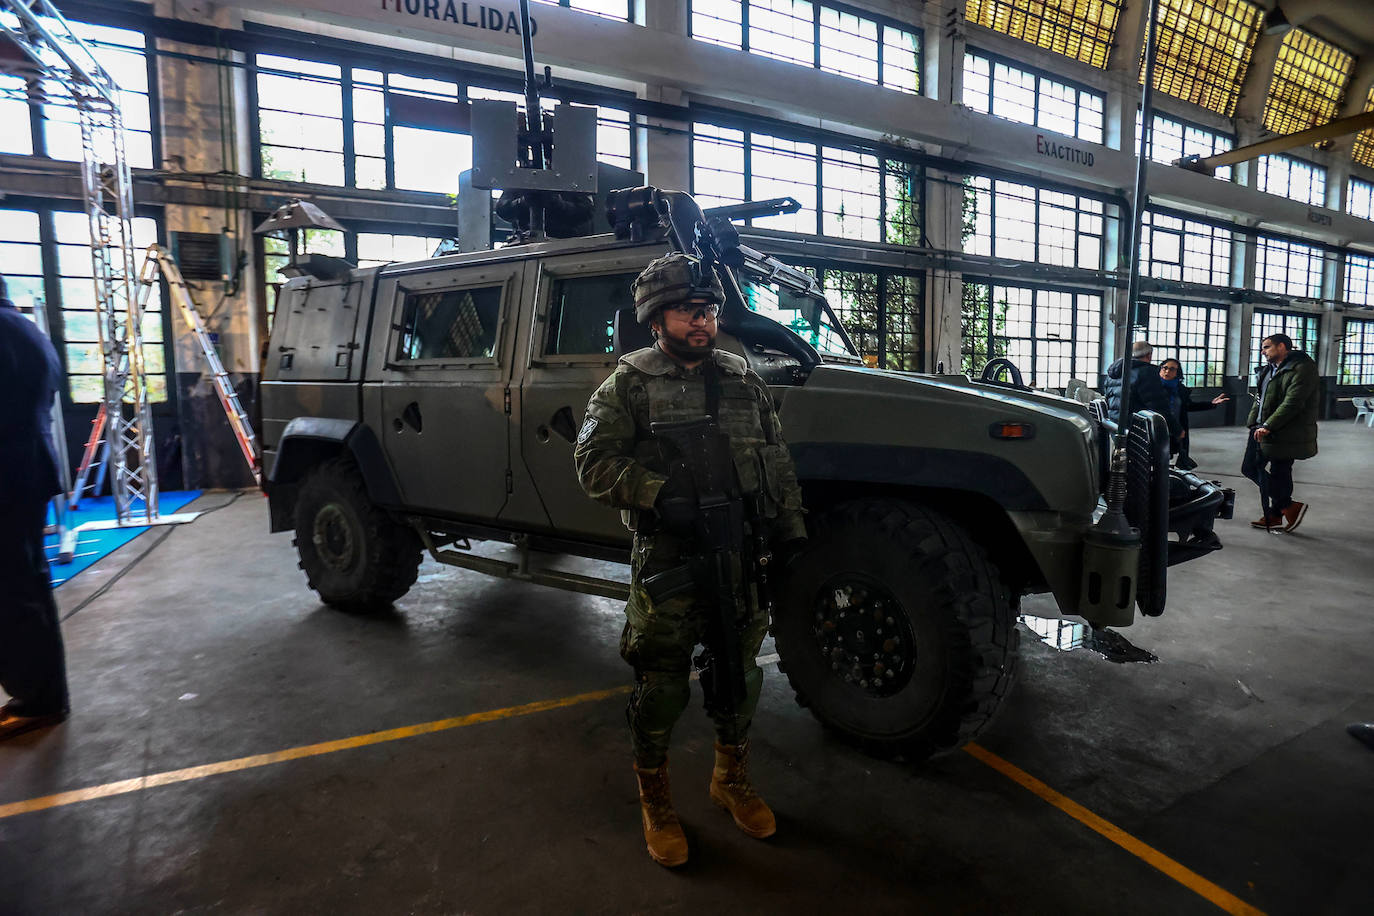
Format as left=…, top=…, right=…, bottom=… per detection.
left=397, top=401, right=422, bottom=433
left=547, top=406, right=578, bottom=444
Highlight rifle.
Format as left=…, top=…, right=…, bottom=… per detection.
left=641, top=416, right=773, bottom=719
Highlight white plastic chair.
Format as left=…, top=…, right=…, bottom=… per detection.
left=1354, top=397, right=1372, bottom=427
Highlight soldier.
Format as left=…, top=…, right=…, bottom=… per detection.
left=574, top=252, right=806, bottom=867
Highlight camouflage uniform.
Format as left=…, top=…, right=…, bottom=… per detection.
left=574, top=344, right=805, bottom=766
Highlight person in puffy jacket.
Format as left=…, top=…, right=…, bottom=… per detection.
left=1103, top=341, right=1181, bottom=442
left=1244, top=333, right=1319, bottom=531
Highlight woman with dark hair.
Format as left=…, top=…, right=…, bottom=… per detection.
left=1159, top=358, right=1229, bottom=470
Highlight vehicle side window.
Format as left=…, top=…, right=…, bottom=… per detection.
left=545, top=272, right=638, bottom=355
left=396, top=285, right=503, bottom=360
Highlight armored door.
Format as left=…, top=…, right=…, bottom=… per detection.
left=518, top=250, right=657, bottom=543
left=373, top=261, right=522, bottom=520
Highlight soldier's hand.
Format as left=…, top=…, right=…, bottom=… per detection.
left=654, top=464, right=697, bottom=536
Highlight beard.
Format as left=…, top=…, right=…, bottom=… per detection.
left=657, top=324, right=716, bottom=360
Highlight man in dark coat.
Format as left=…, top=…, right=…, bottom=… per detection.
left=1244, top=333, right=1320, bottom=532
left=0, top=274, right=71, bottom=739
left=1103, top=340, right=1181, bottom=441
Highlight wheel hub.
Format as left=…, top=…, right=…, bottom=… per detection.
left=812, top=577, right=915, bottom=697
left=313, top=503, right=357, bottom=572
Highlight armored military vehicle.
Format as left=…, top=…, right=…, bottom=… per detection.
left=259, top=186, right=1230, bottom=760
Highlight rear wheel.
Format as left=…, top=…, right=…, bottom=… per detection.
left=774, top=499, right=1019, bottom=760
left=293, top=457, right=422, bottom=611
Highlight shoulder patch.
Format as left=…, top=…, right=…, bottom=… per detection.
left=576, top=416, right=598, bottom=445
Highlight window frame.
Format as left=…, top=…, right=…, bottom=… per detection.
left=1141, top=297, right=1230, bottom=387
left=1338, top=317, right=1374, bottom=385
left=385, top=269, right=518, bottom=370
left=962, top=175, right=1106, bottom=271
left=961, top=278, right=1104, bottom=389
left=532, top=255, right=652, bottom=366
left=962, top=47, right=1106, bottom=144
left=1251, top=308, right=1320, bottom=364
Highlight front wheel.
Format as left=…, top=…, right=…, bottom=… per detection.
left=293, top=457, right=422, bottom=611
left=773, top=499, right=1019, bottom=760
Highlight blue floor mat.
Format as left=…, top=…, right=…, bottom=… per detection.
left=45, top=491, right=202, bottom=587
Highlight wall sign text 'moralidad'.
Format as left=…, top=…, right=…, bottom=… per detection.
left=379, top=0, right=537, bottom=36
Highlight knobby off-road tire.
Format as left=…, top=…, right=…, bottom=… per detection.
left=293, top=457, right=422, bottom=611
left=774, top=499, right=1019, bottom=760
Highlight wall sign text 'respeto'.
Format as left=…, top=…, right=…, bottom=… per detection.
left=379, top=0, right=537, bottom=36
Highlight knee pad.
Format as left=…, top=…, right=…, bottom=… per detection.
left=627, top=670, right=691, bottom=733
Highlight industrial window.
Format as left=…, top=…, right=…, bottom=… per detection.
left=813, top=267, right=924, bottom=370
left=963, top=50, right=1104, bottom=143
left=1143, top=300, right=1228, bottom=385
left=1263, top=29, right=1354, bottom=139
left=534, top=0, right=634, bottom=22
left=52, top=211, right=166, bottom=403
left=961, top=281, right=1102, bottom=388
left=963, top=176, right=1104, bottom=270
left=257, top=55, right=346, bottom=185
left=37, top=21, right=155, bottom=168
left=1255, top=155, right=1327, bottom=207
left=1139, top=111, right=1234, bottom=180
left=690, top=1, right=922, bottom=94
left=544, top=271, right=639, bottom=356
left=256, top=53, right=636, bottom=193
left=1139, top=211, right=1233, bottom=287
left=690, top=123, right=922, bottom=244
left=1344, top=252, right=1374, bottom=306
left=1149, top=0, right=1262, bottom=117
left=1354, top=89, right=1374, bottom=170
left=1251, top=309, right=1319, bottom=364
left=1348, top=178, right=1374, bottom=221
left=396, top=285, right=504, bottom=361
left=356, top=233, right=453, bottom=268
left=1254, top=235, right=1325, bottom=299
left=964, top=0, right=1122, bottom=69
left=0, top=209, right=45, bottom=312
left=1339, top=318, right=1374, bottom=384
left=0, top=74, right=32, bottom=155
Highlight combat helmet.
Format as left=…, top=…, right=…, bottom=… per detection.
left=632, top=253, right=725, bottom=324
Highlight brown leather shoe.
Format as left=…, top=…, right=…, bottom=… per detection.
left=1249, top=514, right=1282, bottom=529
left=709, top=741, right=776, bottom=839
left=634, top=761, right=688, bottom=867
left=1280, top=501, right=1308, bottom=532
left=0, top=704, right=68, bottom=741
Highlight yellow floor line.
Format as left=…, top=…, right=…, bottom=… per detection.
left=963, top=742, right=1266, bottom=916
left=0, top=685, right=629, bottom=821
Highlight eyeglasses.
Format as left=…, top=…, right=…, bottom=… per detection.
left=666, top=302, right=720, bottom=320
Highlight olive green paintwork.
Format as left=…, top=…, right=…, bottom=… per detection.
left=261, top=231, right=1108, bottom=619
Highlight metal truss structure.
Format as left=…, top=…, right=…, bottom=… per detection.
left=1, top=0, right=157, bottom=522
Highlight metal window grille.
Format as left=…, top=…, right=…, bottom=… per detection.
left=1254, top=236, right=1325, bottom=299
left=1255, top=154, right=1327, bottom=207
left=1251, top=308, right=1319, bottom=364
left=1349, top=178, right=1374, bottom=221
left=1353, top=89, right=1374, bottom=170
left=1263, top=29, right=1354, bottom=138
left=963, top=176, right=1104, bottom=270
left=1139, top=211, right=1233, bottom=287
left=1149, top=0, right=1263, bottom=117
left=1139, top=110, right=1234, bottom=180
left=1339, top=318, right=1374, bottom=384
left=256, top=55, right=347, bottom=185
left=815, top=266, right=924, bottom=371
left=961, top=280, right=1102, bottom=389
left=689, top=1, right=922, bottom=94
left=689, top=122, right=923, bottom=245
left=963, top=49, right=1104, bottom=143
left=964, top=0, right=1122, bottom=70
left=1144, top=299, right=1228, bottom=386
left=1344, top=252, right=1374, bottom=307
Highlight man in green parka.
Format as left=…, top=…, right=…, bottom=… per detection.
left=1244, top=333, right=1320, bottom=531
left=573, top=252, right=806, bottom=868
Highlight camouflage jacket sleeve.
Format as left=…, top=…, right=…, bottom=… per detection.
left=574, top=368, right=665, bottom=511
left=750, top=370, right=808, bottom=542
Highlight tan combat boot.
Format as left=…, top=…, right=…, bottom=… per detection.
left=634, top=761, right=689, bottom=867
left=709, top=740, right=777, bottom=839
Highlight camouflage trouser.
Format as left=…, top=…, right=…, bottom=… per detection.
left=619, top=532, right=769, bottom=767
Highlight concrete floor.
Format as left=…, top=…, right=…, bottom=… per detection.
left=2, top=422, right=1371, bottom=915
